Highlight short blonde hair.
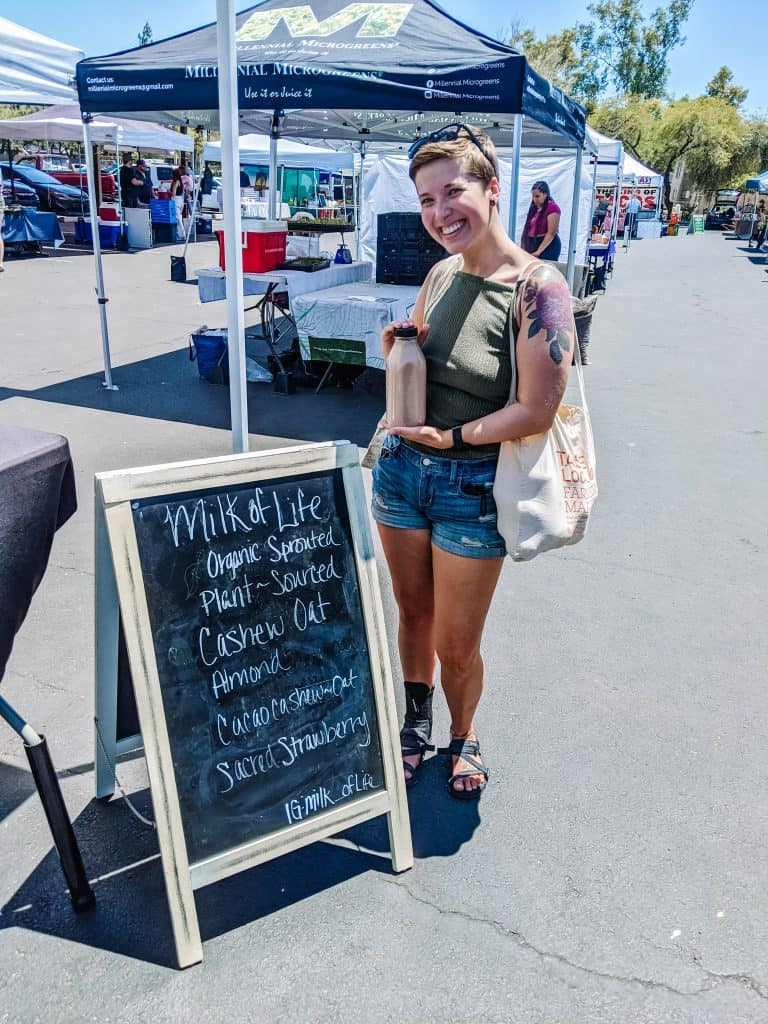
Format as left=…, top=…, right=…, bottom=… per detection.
left=408, top=126, right=498, bottom=185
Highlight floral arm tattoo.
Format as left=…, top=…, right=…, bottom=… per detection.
left=521, top=274, right=574, bottom=365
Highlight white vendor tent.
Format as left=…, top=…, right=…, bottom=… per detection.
left=76, top=0, right=590, bottom=457
left=360, top=151, right=593, bottom=269
left=592, top=128, right=624, bottom=185
left=623, top=151, right=663, bottom=188
left=0, top=17, right=82, bottom=106
left=203, top=134, right=355, bottom=171
left=0, top=103, right=193, bottom=153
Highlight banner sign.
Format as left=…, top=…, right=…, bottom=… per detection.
left=77, top=0, right=586, bottom=146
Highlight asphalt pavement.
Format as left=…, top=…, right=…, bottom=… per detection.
left=0, top=230, right=766, bottom=1023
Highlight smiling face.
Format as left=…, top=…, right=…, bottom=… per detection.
left=414, top=157, right=498, bottom=255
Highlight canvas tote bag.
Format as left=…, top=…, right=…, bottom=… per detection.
left=493, top=271, right=598, bottom=561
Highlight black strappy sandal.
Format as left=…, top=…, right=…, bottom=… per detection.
left=441, top=732, right=490, bottom=801
left=400, top=681, right=435, bottom=788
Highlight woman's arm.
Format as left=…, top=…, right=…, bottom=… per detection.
left=390, top=263, right=574, bottom=449
left=531, top=211, right=560, bottom=257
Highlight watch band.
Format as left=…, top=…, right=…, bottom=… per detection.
left=452, top=425, right=469, bottom=450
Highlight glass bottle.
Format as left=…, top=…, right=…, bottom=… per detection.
left=386, top=325, right=426, bottom=427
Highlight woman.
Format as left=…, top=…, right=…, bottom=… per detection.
left=521, top=180, right=562, bottom=261
left=371, top=125, right=575, bottom=799
left=170, top=167, right=188, bottom=241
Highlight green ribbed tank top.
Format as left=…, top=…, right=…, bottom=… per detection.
left=406, top=258, right=518, bottom=460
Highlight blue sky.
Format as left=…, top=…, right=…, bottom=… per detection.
left=4, top=0, right=767, bottom=114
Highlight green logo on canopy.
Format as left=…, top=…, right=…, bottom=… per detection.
left=237, top=3, right=412, bottom=41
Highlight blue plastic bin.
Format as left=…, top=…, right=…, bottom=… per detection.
left=150, top=199, right=177, bottom=224
left=190, top=330, right=229, bottom=384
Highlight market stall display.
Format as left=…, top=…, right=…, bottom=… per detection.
left=76, top=0, right=588, bottom=451
left=292, top=280, right=420, bottom=377
left=1, top=208, right=64, bottom=249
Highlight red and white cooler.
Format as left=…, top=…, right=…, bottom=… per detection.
left=216, top=219, right=288, bottom=273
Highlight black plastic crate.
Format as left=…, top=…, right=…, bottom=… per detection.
left=376, top=212, right=445, bottom=285
left=153, top=222, right=175, bottom=244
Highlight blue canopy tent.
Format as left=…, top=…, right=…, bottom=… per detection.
left=76, top=0, right=587, bottom=453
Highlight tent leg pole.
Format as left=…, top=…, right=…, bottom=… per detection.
left=566, top=145, right=583, bottom=293
left=268, top=119, right=279, bottom=221
left=217, top=0, right=248, bottom=454
left=82, top=116, right=117, bottom=390
left=507, top=114, right=523, bottom=242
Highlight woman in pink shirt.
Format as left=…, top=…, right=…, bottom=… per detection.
left=521, top=180, right=562, bottom=261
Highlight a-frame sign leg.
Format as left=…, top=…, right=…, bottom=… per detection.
left=94, top=498, right=119, bottom=799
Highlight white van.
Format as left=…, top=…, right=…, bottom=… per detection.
left=143, top=160, right=176, bottom=190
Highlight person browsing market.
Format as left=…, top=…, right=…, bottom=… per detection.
left=521, top=179, right=562, bottom=260
left=132, top=159, right=155, bottom=206
left=371, top=124, right=576, bottom=799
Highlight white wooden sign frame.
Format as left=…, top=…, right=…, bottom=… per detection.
left=94, top=440, right=412, bottom=968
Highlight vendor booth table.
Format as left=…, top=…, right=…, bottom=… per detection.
left=0, top=425, right=94, bottom=912
left=292, top=281, right=419, bottom=383
left=197, top=260, right=373, bottom=377
left=1, top=210, right=64, bottom=249
left=586, top=241, right=616, bottom=294
left=196, top=260, right=372, bottom=305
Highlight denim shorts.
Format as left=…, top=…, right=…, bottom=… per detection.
left=371, top=435, right=506, bottom=559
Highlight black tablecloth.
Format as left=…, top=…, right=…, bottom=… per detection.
left=1, top=210, right=65, bottom=247
left=0, top=427, right=77, bottom=681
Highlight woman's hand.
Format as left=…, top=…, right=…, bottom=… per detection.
left=387, top=425, right=452, bottom=449
left=380, top=319, right=429, bottom=361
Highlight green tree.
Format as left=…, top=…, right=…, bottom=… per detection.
left=504, top=19, right=581, bottom=95
left=647, top=98, right=746, bottom=213
left=705, top=66, right=748, bottom=108
left=137, top=21, right=153, bottom=46
left=589, top=96, right=662, bottom=159
left=573, top=0, right=693, bottom=105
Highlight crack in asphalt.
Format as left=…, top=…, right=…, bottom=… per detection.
left=381, top=875, right=768, bottom=1002
left=3, top=666, right=67, bottom=694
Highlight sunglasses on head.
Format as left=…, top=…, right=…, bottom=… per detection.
left=407, top=122, right=489, bottom=161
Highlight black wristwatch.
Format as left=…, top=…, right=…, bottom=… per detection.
left=451, top=425, right=470, bottom=451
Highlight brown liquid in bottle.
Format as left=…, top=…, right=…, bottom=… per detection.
left=386, top=326, right=426, bottom=427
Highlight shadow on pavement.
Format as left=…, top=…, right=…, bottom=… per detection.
left=0, top=759, right=37, bottom=823
left=0, top=347, right=383, bottom=448
left=339, top=753, right=481, bottom=859
left=1, top=789, right=394, bottom=969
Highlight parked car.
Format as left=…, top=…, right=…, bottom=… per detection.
left=705, top=189, right=740, bottom=230
left=18, top=157, right=117, bottom=200
left=0, top=170, right=39, bottom=208
left=0, top=162, right=88, bottom=214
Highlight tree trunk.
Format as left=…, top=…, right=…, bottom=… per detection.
left=663, top=171, right=673, bottom=220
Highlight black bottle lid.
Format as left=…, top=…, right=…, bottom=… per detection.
left=393, top=324, right=418, bottom=339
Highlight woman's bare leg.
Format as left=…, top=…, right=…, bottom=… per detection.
left=432, top=546, right=504, bottom=794
left=377, top=524, right=436, bottom=774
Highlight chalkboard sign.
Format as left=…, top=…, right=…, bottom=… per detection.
left=132, top=468, right=383, bottom=861
left=95, top=442, right=411, bottom=968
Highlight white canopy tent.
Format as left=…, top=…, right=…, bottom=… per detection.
left=76, top=0, right=590, bottom=456
left=623, top=151, right=663, bottom=189
left=0, top=17, right=82, bottom=105
left=0, top=103, right=194, bottom=153
left=359, top=151, right=594, bottom=269
left=202, top=134, right=356, bottom=171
